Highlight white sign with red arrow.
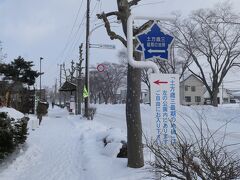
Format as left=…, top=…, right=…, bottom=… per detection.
left=150, top=73, right=179, bottom=145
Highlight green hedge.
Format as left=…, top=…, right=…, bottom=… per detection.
left=0, top=112, right=29, bottom=161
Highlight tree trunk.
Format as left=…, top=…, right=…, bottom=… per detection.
left=5, top=90, right=11, bottom=107
left=96, top=0, right=144, bottom=168
left=126, top=52, right=144, bottom=168
left=212, top=90, right=218, bottom=107
left=117, top=0, right=144, bottom=168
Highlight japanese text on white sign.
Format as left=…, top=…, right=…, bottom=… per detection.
left=150, top=74, right=179, bottom=145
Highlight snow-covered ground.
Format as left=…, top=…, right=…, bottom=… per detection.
left=0, top=104, right=240, bottom=180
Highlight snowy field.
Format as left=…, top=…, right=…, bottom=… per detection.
left=1, top=104, right=240, bottom=180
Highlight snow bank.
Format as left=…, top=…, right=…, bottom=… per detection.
left=0, top=107, right=24, bottom=120
left=1, top=104, right=240, bottom=180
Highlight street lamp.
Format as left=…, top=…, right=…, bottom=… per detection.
left=39, top=57, right=44, bottom=100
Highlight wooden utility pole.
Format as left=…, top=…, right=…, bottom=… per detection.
left=54, top=78, right=57, bottom=101
left=39, top=57, right=43, bottom=100
left=84, top=0, right=90, bottom=119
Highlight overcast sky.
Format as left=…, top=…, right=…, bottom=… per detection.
left=1, top=0, right=240, bottom=88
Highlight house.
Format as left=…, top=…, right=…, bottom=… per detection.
left=180, top=74, right=205, bottom=105
left=117, top=84, right=150, bottom=104
left=141, top=89, right=150, bottom=104
left=203, top=87, right=234, bottom=104
left=229, top=90, right=240, bottom=103
left=118, top=88, right=150, bottom=104
left=0, top=80, right=36, bottom=113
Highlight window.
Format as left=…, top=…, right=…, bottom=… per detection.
left=185, top=85, right=189, bottom=91
left=185, top=96, right=191, bottom=102
left=195, top=96, right=201, bottom=102
left=191, top=86, right=196, bottom=92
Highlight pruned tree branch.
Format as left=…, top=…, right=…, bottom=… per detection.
left=128, top=0, right=141, bottom=7
left=97, top=12, right=127, bottom=47
left=97, top=11, right=120, bottom=19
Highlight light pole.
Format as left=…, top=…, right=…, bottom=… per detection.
left=39, top=57, right=43, bottom=100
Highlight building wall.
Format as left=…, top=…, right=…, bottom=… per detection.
left=141, top=90, right=150, bottom=104
left=180, top=75, right=205, bottom=105
left=203, top=88, right=233, bottom=104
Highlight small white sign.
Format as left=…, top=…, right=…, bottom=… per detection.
left=70, top=95, right=75, bottom=113
left=150, top=73, right=179, bottom=145
left=70, top=102, right=75, bottom=112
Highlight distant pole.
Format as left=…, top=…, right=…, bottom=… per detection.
left=39, top=57, right=43, bottom=100
left=55, top=78, right=57, bottom=100
left=59, top=64, right=62, bottom=105
left=182, top=62, right=185, bottom=105
left=84, top=0, right=90, bottom=119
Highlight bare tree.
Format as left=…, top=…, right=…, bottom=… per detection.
left=117, top=49, right=153, bottom=104
left=154, top=46, right=191, bottom=79
left=61, top=61, right=76, bottom=83
left=90, top=62, right=126, bottom=104
left=169, top=3, right=240, bottom=106
left=89, top=70, right=100, bottom=104
left=97, top=0, right=148, bottom=168
left=146, top=111, right=240, bottom=179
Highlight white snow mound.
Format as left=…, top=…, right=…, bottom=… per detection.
left=0, top=107, right=24, bottom=120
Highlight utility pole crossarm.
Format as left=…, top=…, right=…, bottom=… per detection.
left=84, top=0, right=90, bottom=119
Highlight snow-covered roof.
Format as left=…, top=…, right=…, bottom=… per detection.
left=180, top=74, right=203, bottom=84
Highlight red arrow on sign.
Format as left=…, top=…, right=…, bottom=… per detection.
left=154, top=80, right=168, bottom=85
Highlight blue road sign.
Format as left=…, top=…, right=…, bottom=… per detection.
left=136, top=22, right=174, bottom=61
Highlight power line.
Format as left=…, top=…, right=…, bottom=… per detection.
left=56, top=0, right=84, bottom=64
left=65, top=11, right=87, bottom=61
left=66, top=0, right=101, bottom=62
left=68, top=0, right=84, bottom=43
left=90, top=0, right=101, bottom=23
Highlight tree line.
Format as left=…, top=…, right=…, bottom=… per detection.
left=0, top=55, right=39, bottom=112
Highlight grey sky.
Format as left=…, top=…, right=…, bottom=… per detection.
left=1, top=0, right=240, bottom=88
